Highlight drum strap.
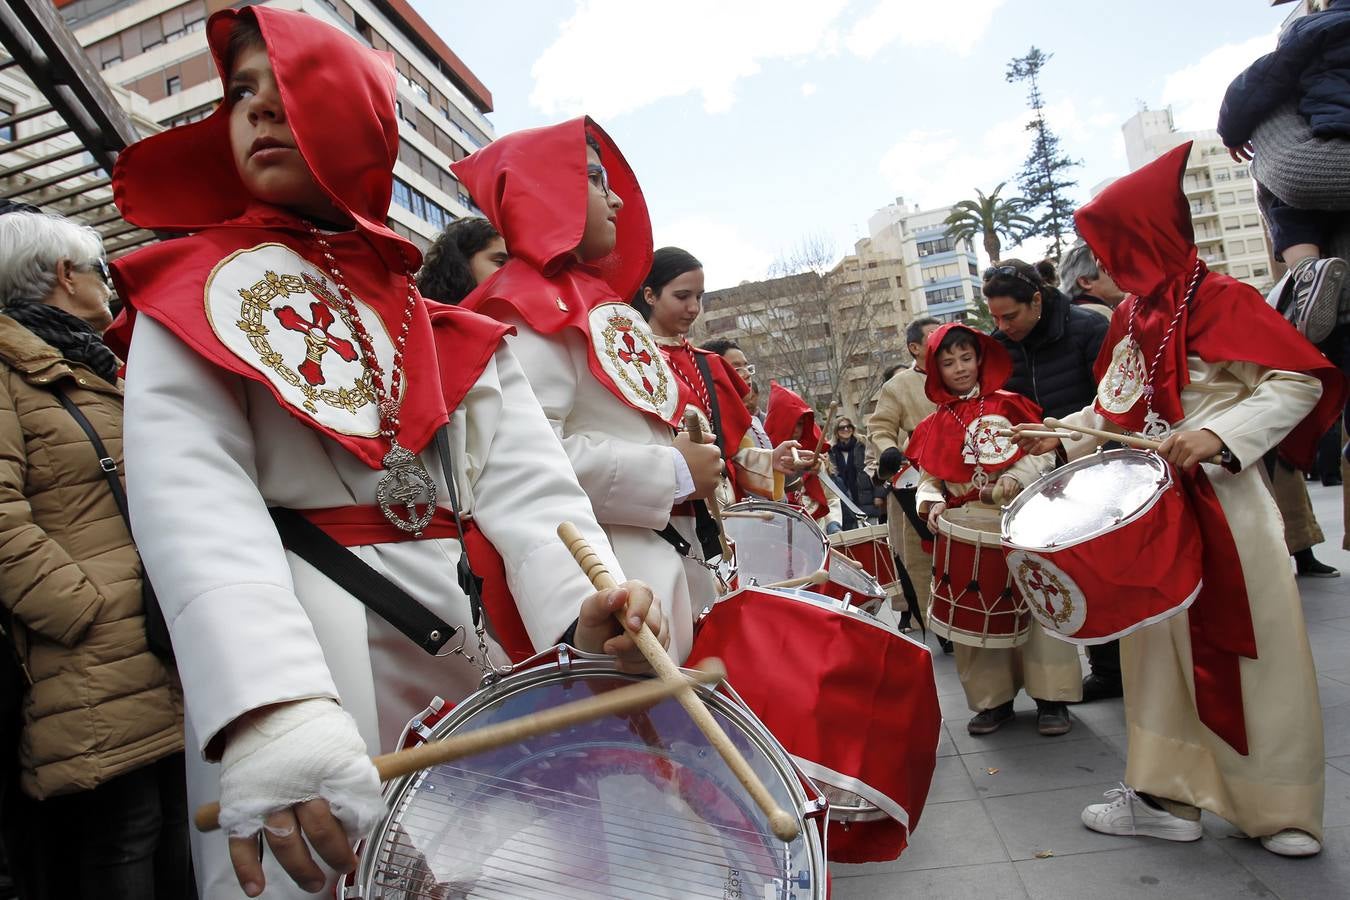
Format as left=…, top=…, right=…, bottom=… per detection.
left=891, top=486, right=935, bottom=543
left=655, top=502, right=724, bottom=562
left=692, top=353, right=727, bottom=458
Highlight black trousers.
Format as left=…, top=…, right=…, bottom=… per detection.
left=1087, top=640, right=1122, bottom=685
left=3, top=753, right=194, bottom=900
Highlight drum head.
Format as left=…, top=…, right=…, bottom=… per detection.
left=353, top=660, right=824, bottom=899
left=723, top=501, right=828, bottom=587
left=1002, top=448, right=1170, bottom=550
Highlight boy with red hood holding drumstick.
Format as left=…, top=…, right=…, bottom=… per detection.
left=907, top=323, right=1079, bottom=737
left=107, top=9, right=665, bottom=896
left=1018, top=141, right=1344, bottom=857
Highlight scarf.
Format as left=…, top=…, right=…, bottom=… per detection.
left=4, top=300, right=120, bottom=384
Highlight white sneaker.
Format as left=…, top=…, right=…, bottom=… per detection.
left=1081, top=785, right=1203, bottom=842
left=1260, top=829, right=1322, bottom=857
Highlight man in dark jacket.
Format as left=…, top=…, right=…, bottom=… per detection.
left=985, top=260, right=1121, bottom=701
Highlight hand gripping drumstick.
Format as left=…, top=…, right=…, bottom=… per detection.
left=1042, top=417, right=1225, bottom=466
left=557, top=522, right=801, bottom=842
left=683, top=410, right=733, bottom=561
left=193, top=659, right=728, bottom=832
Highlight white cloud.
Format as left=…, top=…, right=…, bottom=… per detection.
left=1161, top=28, right=1278, bottom=132
left=878, top=113, right=1027, bottom=211
left=801, top=82, right=818, bottom=98
left=529, top=0, right=850, bottom=119
left=654, top=216, right=776, bottom=291
left=845, top=0, right=1005, bottom=58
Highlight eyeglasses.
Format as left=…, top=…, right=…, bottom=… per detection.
left=983, top=265, right=1039, bottom=290
left=78, top=258, right=111, bottom=286
left=836, top=424, right=854, bottom=432
left=737, top=363, right=757, bottom=377
left=586, top=163, right=610, bottom=198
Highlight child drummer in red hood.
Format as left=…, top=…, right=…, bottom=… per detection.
left=1020, top=141, right=1343, bottom=857
left=107, top=8, right=666, bottom=897
left=906, top=324, right=1080, bottom=737
left=453, top=119, right=724, bottom=660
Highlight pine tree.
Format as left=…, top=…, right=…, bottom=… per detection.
left=1006, top=47, right=1079, bottom=260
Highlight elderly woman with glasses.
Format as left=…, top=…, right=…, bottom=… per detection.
left=0, top=210, right=189, bottom=898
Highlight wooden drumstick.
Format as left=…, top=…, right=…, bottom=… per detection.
left=684, top=410, right=733, bottom=561
left=996, top=428, right=1082, bottom=441
left=720, top=509, right=776, bottom=521
left=557, top=522, right=801, bottom=842
left=1043, top=417, right=1225, bottom=466
left=759, top=569, right=828, bottom=590
left=812, top=401, right=838, bottom=456
left=194, top=658, right=728, bottom=832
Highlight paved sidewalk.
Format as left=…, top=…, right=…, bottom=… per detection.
left=832, top=482, right=1350, bottom=899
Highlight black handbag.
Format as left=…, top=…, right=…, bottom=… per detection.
left=50, top=387, right=174, bottom=661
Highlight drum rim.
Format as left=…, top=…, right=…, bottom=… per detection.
left=1001, top=447, right=1173, bottom=551
left=351, top=649, right=827, bottom=899
left=827, top=523, right=890, bottom=546
left=724, top=586, right=930, bottom=651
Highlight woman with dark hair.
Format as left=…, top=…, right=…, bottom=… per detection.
left=636, top=247, right=813, bottom=502
left=415, top=216, right=507, bottom=304
left=985, top=257, right=1118, bottom=702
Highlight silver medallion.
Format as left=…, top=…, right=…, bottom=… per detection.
left=376, top=440, right=438, bottom=535
left=971, top=465, right=990, bottom=490
left=1141, top=410, right=1172, bottom=440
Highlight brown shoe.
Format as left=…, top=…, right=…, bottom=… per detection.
left=967, top=700, right=1015, bottom=735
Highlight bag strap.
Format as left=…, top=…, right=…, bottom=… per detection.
left=268, top=508, right=454, bottom=655
left=692, top=352, right=727, bottom=458
left=433, top=426, right=486, bottom=630
left=50, top=385, right=174, bottom=660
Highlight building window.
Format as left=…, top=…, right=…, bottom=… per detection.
left=0, top=99, right=13, bottom=142
left=166, top=75, right=182, bottom=96
left=925, top=286, right=965, bottom=304
left=916, top=236, right=956, bottom=257
left=1252, top=265, right=1268, bottom=278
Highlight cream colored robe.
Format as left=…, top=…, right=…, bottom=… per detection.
left=1062, top=357, right=1324, bottom=840
left=867, top=366, right=936, bottom=613
left=917, top=456, right=1083, bottom=711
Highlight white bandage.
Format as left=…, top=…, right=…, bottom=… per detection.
left=217, top=698, right=385, bottom=840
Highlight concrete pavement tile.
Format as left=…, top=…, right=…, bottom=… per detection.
left=1317, top=675, right=1350, bottom=709
left=830, top=798, right=1009, bottom=875
left=1329, top=755, right=1350, bottom=776
left=1211, top=825, right=1350, bottom=900
left=1014, top=840, right=1275, bottom=899
left=1059, top=696, right=1127, bottom=737
left=946, top=699, right=1100, bottom=756
left=985, top=782, right=1142, bottom=860
left=936, top=724, right=958, bottom=758
left=1326, top=763, right=1350, bottom=829
left=832, top=861, right=1029, bottom=899
left=926, top=754, right=978, bottom=805
left=959, top=736, right=1123, bottom=799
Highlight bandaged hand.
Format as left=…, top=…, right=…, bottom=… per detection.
left=220, top=698, right=384, bottom=897
left=573, top=581, right=669, bottom=673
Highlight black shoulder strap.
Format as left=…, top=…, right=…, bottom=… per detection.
left=268, top=508, right=453, bottom=655
left=692, top=352, right=727, bottom=458
left=50, top=385, right=174, bottom=660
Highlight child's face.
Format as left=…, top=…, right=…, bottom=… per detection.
left=644, top=268, right=704, bottom=336
left=937, top=344, right=980, bottom=396
left=227, top=44, right=342, bottom=221
left=575, top=145, right=624, bottom=260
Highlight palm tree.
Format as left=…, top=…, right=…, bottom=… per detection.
left=943, top=183, right=1035, bottom=264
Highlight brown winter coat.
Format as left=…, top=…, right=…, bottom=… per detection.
left=0, top=314, right=183, bottom=799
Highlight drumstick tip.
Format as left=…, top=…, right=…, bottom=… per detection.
left=769, top=810, right=801, bottom=841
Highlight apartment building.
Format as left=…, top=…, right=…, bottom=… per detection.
left=1122, top=108, right=1277, bottom=291
left=47, top=0, right=494, bottom=247
left=867, top=197, right=983, bottom=322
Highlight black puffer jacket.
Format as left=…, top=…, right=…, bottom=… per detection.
left=1218, top=0, right=1350, bottom=145
left=992, top=287, right=1109, bottom=420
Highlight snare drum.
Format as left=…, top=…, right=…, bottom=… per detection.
left=829, top=524, right=901, bottom=608
left=724, top=501, right=886, bottom=609
left=350, top=648, right=826, bottom=899
left=687, top=587, right=941, bottom=864
left=930, top=504, right=1030, bottom=648
left=1001, top=448, right=1203, bottom=644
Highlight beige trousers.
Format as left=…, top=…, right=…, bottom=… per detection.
left=886, top=491, right=932, bottom=618
left=950, top=623, right=1084, bottom=712
left=1270, top=462, right=1324, bottom=554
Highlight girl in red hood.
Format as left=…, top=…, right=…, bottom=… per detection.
left=107, top=9, right=664, bottom=897
left=454, top=119, right=725, bottom=662
left=1029, top=141, right=1342, bottom=857
left=906, top=324, right=1079, bottom=737
left=763, top=380, right=836, bottom=527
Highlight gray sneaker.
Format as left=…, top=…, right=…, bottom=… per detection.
left=1286, top=256, right=1347, bottom=344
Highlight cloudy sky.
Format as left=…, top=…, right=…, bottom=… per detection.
left=412, top=1, right=1291, bottom=290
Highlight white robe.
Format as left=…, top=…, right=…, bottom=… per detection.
left=124, top=317, right=625, bottom=898
left=500, top=314, right=716, bottom=662
left=1062, top=357, right=1325, bottom=839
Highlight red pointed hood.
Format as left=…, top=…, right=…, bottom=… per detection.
left=1075, top=142, right=1197, bottom=307
left=763, top=381, right=823, bottom=449
left=923, top=323, right=1012, bottom=403
left=452, top=117, right=652, bottom=303
left=112, top=5, right=413, bottom=268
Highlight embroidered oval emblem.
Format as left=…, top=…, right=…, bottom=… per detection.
left=1098, top=335, right=1146, bottom=414
left=1006, top=550, right=1087, bottom=636
left=588, top=302, right=680, bottom=424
